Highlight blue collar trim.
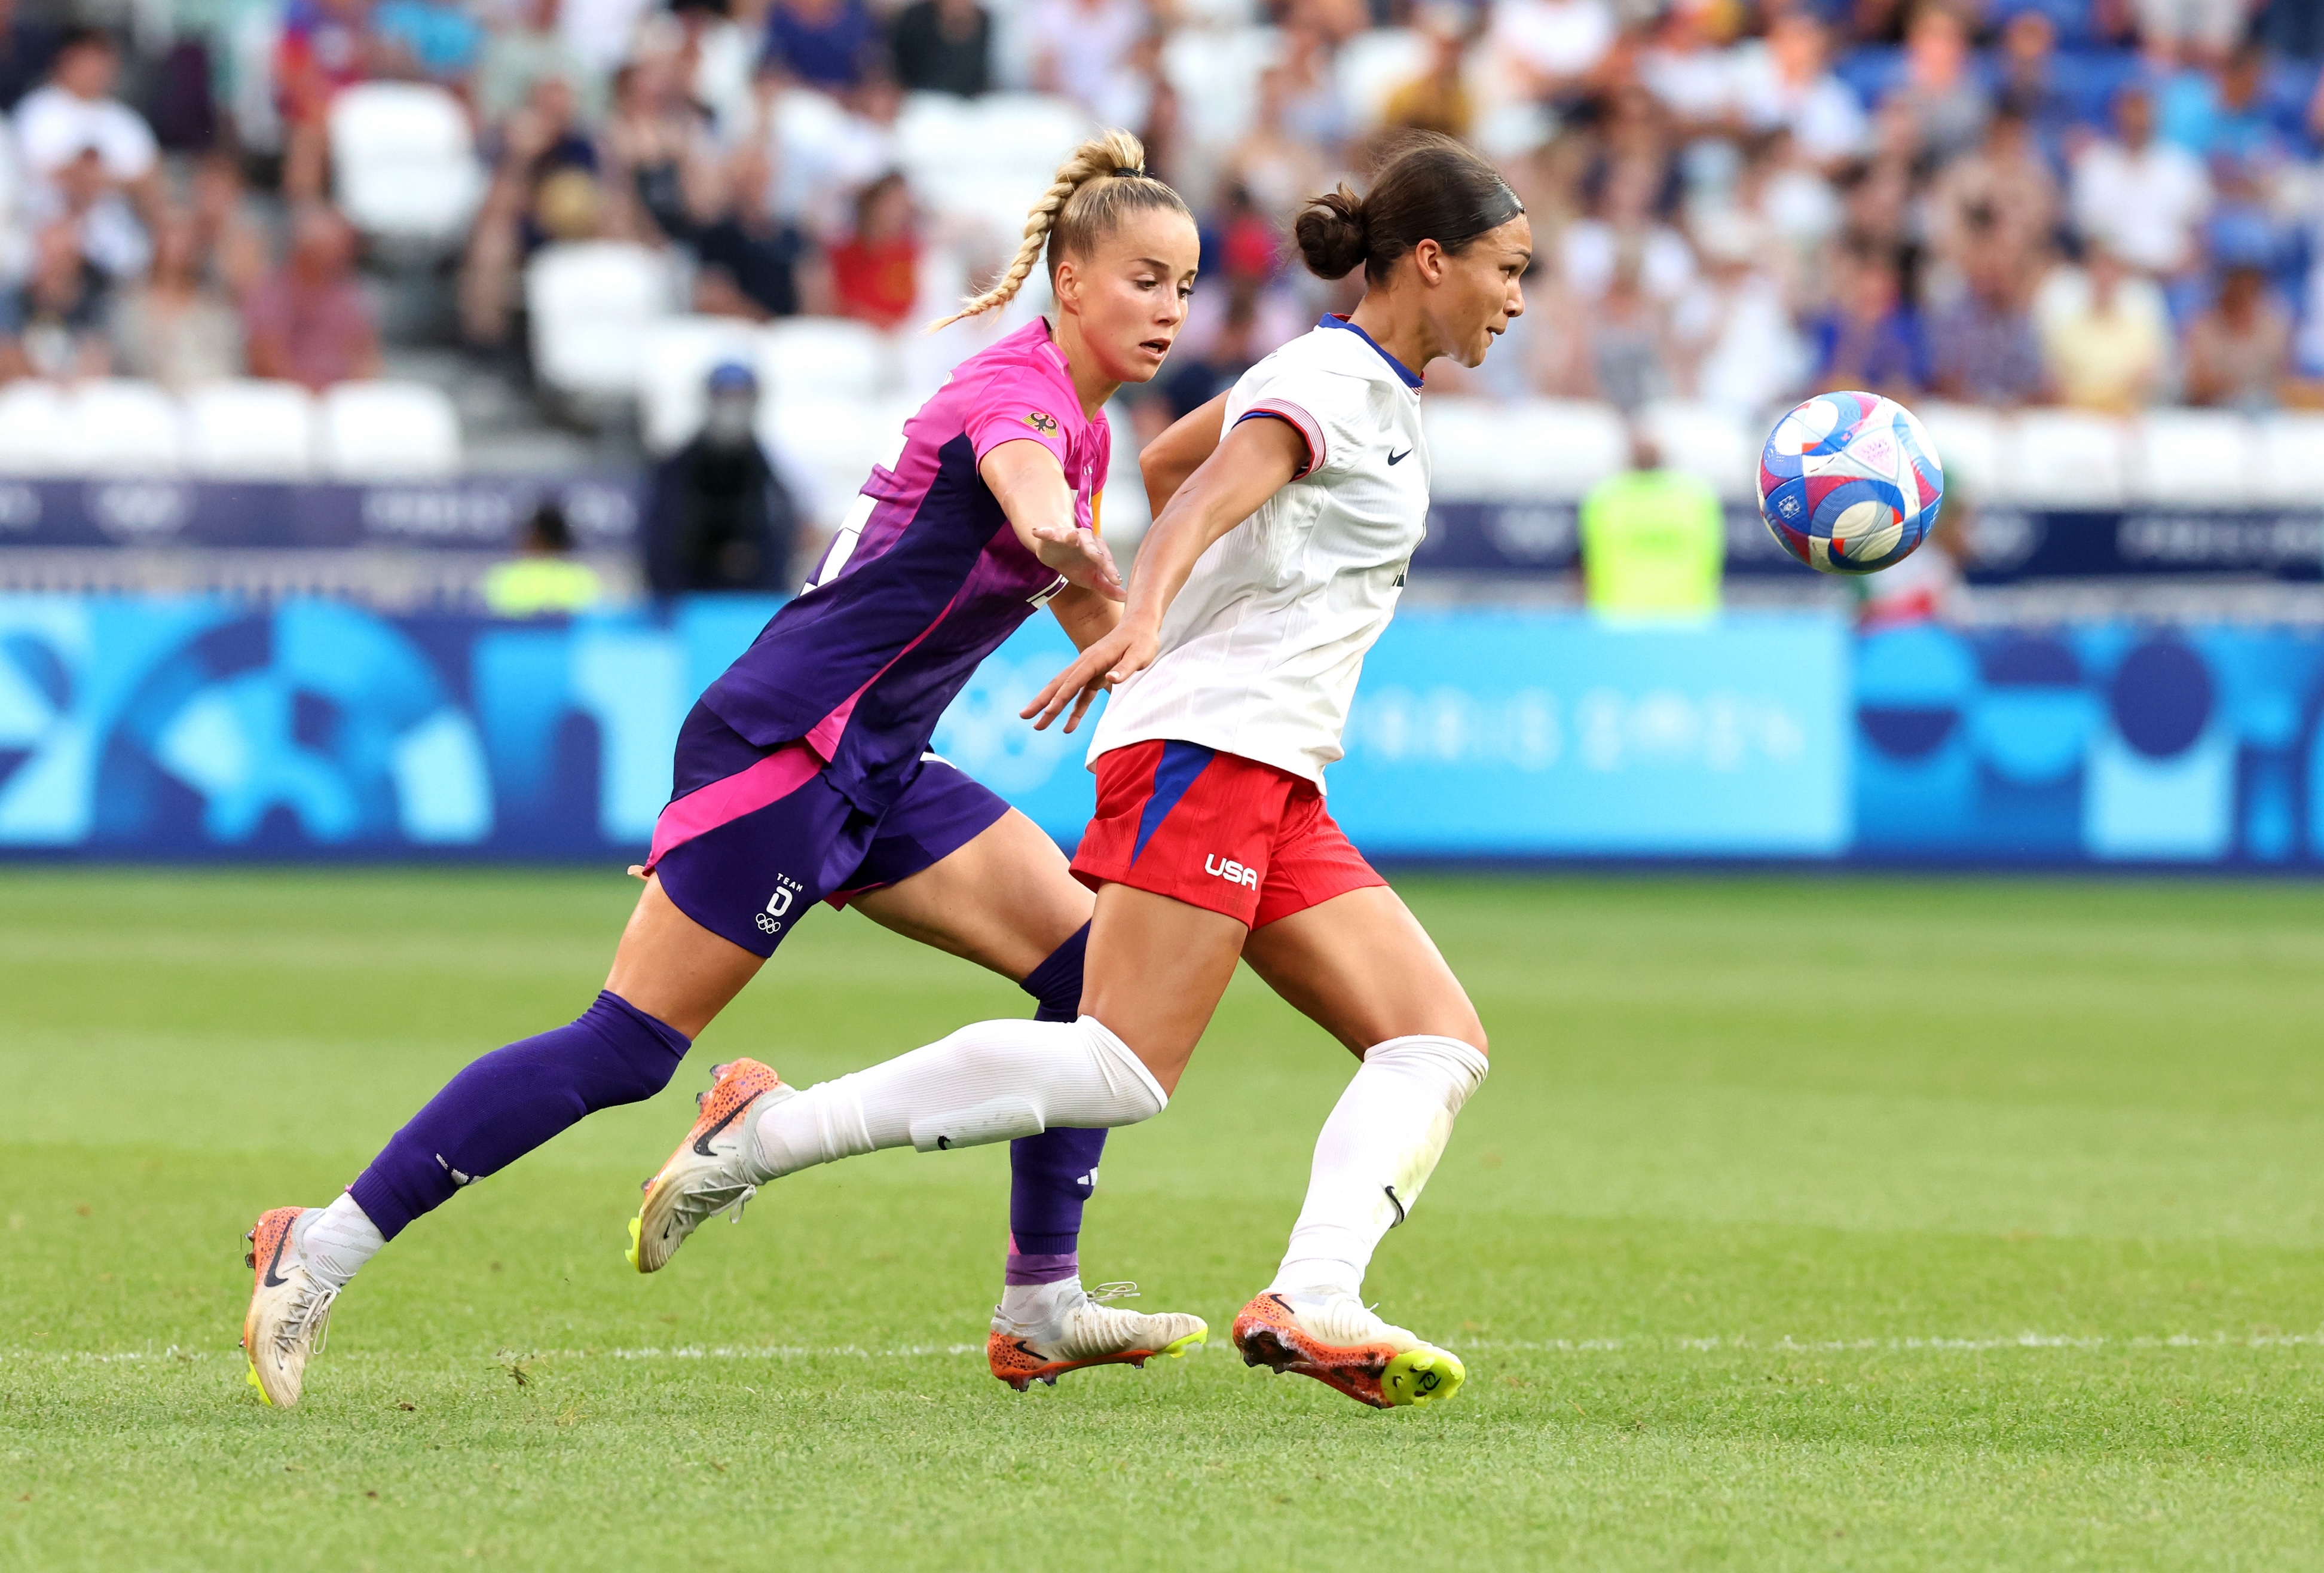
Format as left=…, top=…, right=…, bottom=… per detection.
left=1319, top=313, right=1423, bottom=389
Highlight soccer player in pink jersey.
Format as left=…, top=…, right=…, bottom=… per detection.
left=239, top=131, right=1207, bottom=1408
left=637, top=134, right=1530, bottom=1410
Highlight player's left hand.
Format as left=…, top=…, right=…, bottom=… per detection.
left=1029, top=522, right=1125, bottom=601
left=1023, top=619, right=1159, bottom=733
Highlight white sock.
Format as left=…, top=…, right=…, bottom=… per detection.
left=751, top=1015, right=1167, bottom=1179
left=1268, top=1036, right=1489, bottom=1299
left=997, top=1277, right=1083, bottom=1327
left=296, top=1194, right=385, bottom=1290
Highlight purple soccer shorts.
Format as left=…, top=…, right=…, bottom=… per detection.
left=646, top=702, right=1010, bottom=957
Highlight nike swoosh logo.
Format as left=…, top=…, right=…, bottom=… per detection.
left=1387, top=448, right=1411, bottom=466
left=692, top=1100, right=749, bottom=1157
left=262, top=1228, right=292, bottom=1289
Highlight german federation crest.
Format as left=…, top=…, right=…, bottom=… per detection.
left=1757, top=391, right=1943, bottom=576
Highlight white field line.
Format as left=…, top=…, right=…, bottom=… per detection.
left=7, top=1332, right=2323, bottom=1366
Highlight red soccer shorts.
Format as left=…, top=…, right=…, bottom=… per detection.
left=1071, top=739, right=1386, bottom=928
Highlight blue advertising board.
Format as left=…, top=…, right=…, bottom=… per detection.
left=1, top=590, right=2320, bottom=868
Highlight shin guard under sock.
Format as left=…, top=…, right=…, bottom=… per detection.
left=348, top=991, right=690, bottom=1240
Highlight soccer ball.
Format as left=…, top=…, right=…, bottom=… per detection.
left=1757, top=391, right=1943, bottom=575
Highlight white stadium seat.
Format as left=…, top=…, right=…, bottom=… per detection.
left=71, top=380, right=183, bottom=475
left=2254, top=413, right=2324, bottom=507
left=182, top=380, right=317, bottom=478
left=1998, top=410, right=2128, bottom=508
left=317, top=381, right=462, bottom=478
left=1910, top=402, right=2002, bottom=502
left=1336, top=29, right=1430, bottom=129
left=526, top=241, right=679, bottom=400
left=757, top=316, right=894, bottom=403
left=1162, top=26, right=1279, bottom=154
left=1426, top=397, right=1628, bottom=503
left=764, top=392, right=921, bottom=530
left=638, top=315, right=762, bottom=454
left=0, top=381, right=75, bottom=474
left=329, top=82, right=486, bottom=246
left=1636, top=399, right=1756, bottom=502
left=2132, top=411, right=2257, bottom=508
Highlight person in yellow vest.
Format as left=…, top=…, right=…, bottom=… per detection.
left=1577, top=427, right=1724, bottom=619
left=483, top=501, right=603, bottom=617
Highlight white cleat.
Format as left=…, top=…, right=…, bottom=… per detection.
left=628, top=1058, right=791, bottom=1274
left=987, top=1281, right=1208, bottom=1391
left=240, top=1207, right=338, bottom=1409
left=1233, top=1287, right=1465, bottom=1409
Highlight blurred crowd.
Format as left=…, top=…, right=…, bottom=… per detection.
left=0, top=0, right=2315, bottom=424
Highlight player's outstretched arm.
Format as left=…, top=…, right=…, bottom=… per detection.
left=1139, top=391, right=1228, bottom=516
left=1024, top=414, right=1304, bottom=733
left=1048, top=582, right=1123, bottom=651
left=981, top=439, right=1124, bottom=601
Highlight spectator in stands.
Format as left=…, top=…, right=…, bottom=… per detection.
left=644, top=361, right=801, bottom=594
left=888, top=0, right=988, bottom=97
left=1928, top=219, right=2048, bottom=405
left=1808, top=243, right=1924, bottom=396
left=484, top=501, right=603, bottom=616
left=763, top=0, right=878, bottom=94
left=602, top=50, right=721, bottom=245
left=1583, top=252, right=1676, bottom=412
left=2135, top=0, right=2247, bottom=69
left=274, top=0, right=389, bottom=202
left=827, top=170, right=917, bottom=329
left=1382, top=19, right=1474, bottom=142
left=1992, top=11, right=2076, bottom=161
left=373, top=0, right=483, bottom=85
left=30, top=146, right=151, bottom=281
left=1, top=219, right=112, bottom=379
left=2039, top=243, right=2170, bottom=412
left=1227, top=66, right=1331, bottom=221
left=1488, top=0, right=1615, bottom=110
left=1640, top=0, right=1738, bottom=141
left=1158, top=285, right=1260, bottom=420
left=16, top=29, right=161, bottom=255
left=243, top=204, right=381, bottom=390
left=1731, top=13, right=1869, bottom=167
left=1888, top=4, right=1987, bottom=163
left=461, top=75, right=607, bottom=348
left=110, top=207, right=241, bottom=389
left=1025, top=0, right=1145, bottom=118
left=190, top=152, right=273, bottom=301
left=1929, top=109, right=2057, bottom=278
left=2159, top=40, right=2299, bottom=165
left=0, top=0, right=58, bottom=114
left=476, top=0, right=604, bottom=125
left=1672, top=210, right=1808, bottom=415
left=693, top=139, right=822, bottom=320
left=2071, top=85, right=2211, bottom=279
left=2182, top=264, right=2294, bottom=409
left=1564, top=155, right=1695, bottom=304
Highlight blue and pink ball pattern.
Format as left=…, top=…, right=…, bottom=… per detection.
left=1757, top=391, right=1944, bottom=576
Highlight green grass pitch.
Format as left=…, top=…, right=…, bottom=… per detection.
left=4, top=868, right=2323, bottom=1570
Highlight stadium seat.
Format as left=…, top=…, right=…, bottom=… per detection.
left=2253, top=414, right=2324, bottom=507
left=2131, top=411, right=2258, bottom=508
left=1910, top=402, right=2003, bottom=503
left=71, top=380, right=184, bottom=475
left=329, top=82, right=486, bottom=247
left=638, top=316, right=762, bottom=454
left=525, top=242, right=679, bottom=401
left=758, top=317, right=894, bottom=404
left=1997, top=411, right=2129, bottom=507
left=1335, top=29, right=1430, bottom=129
left=0, top=381, right=75, bottom=474
left=1426, top=397, right=1627, bottom=502
left=183, top=380, right=319, bottom=478
left=1163, top=26, right=1279, bottom=155
left=1636, top=400, right=1756, bottom=502
left=317, top=381, right=463, bottom=478
left=765, top=392, right=921, bottom=528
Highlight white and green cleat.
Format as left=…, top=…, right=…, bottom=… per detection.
left=987, top=1281, right=1207, bottom=1391
left=240, top=1206, right=339, bottom=1409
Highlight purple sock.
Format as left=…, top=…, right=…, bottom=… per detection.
left=1007, top=925, right=1106, bottom=1284
left=347, top=991, right=690, bottom=1240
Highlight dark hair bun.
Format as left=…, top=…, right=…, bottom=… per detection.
left=1294, top=186, right=1369, bottom=280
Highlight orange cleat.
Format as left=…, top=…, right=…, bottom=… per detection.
left=1231, top=1289, right=1464, bottom=1410
left=628, top=1058, right=790, bottom=1273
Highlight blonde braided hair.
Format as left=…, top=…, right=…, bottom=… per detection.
left=930, top=128, right=1189, bottom=331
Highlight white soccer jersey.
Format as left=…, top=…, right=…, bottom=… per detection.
left=1090, top=314, right=1429, bottom=785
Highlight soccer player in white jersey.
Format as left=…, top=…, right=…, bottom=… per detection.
left=631, top=133, right=1528, bottom=1409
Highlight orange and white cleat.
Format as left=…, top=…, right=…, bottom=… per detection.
left=240, top=1207, right=338, bottom=1409
left=987, top=1282, right=1206, bottom=1392
left=627, top=1058, right=791, bottom=1274
left=1232, top=1289, right=1465, bottom=1410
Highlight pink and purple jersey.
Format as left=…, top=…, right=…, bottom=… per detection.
left=695, top=319, right=1110, bottom=810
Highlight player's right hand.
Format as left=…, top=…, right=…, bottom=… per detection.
left=1023, top=619, right=1159, bottom=733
